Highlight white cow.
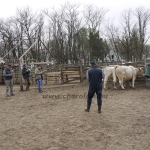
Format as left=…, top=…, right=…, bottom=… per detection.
left=103, top=65, right=119, bottom=89
left=115, top=65, right=144, bottom=89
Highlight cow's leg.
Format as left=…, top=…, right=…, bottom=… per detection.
left=113, top=80, right=117, bottom=89
left=104, top=78, right=108, bottom=89
left=131, top=76, right=136, bottom=88
left=129, top=80, right=132, bottom=88
left=119, top=77, right=125, bottom=89
left=113, top=77, right=117, bottom=89
left=112, top=68, right=117, bottom=89
left=124, top=81, right=127, bottom=88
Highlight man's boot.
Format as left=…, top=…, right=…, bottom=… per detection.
left=98, top=105, right=101, bottom=113
left=27, top=86, right=30, bottom=91
left=26, top=86, right=29, bottom=91
left=85, top=104, right=91, bottom=112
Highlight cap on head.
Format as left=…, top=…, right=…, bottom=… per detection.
left=23, top=64, right=26, bottom=67
left=90, top=61, right=96, bottom=66
left=7, top=64, right=11, bottom=67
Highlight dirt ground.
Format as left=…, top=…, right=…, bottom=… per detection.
left=0, top=81, right=150, bottom=150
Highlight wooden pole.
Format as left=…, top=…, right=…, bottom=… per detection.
left=79, top=63, right=83, bottom=83
left=19, top=60, right=23, bottom=91
left=19, top=39, right=38, bottom=61
left=60, top=64, right=64, bottom=84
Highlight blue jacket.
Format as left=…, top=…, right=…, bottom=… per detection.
left=3, top=68, right=13, bottom=80
left=86, top=66, right=105, bottom=90
left=22, top=68, right=30, bottom=79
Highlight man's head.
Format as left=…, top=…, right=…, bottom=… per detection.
left=37, top=65, right=41, bottom=69
left=90, top=61, right=96, bottom=67
left=7, top=64, right=11, bottom=69
left=23, top=64, right=26, bottom=68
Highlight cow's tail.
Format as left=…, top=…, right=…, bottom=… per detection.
left=112, top=66, right=118, bottom=83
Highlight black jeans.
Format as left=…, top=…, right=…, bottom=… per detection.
left=24, top=78, right=30, bottom=88
left=87, top=88, right=102, bottom=106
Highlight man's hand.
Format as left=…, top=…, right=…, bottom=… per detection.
left=42, top=70, right=47, bottom=73
left=10, top=74, right=13, bottom=76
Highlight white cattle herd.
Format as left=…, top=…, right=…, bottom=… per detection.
left=103, top=65, right=144, bottom=90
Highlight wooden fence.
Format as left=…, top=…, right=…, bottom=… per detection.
left=1, top=60, right=150, bottom=85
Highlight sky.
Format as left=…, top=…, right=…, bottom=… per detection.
left=0, top=0, right=149, bottom=20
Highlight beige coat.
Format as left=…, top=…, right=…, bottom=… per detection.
left=35, top=68, right=43, bottom=80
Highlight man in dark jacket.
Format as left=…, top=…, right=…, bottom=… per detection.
left=3, top=64, right=14, bottom=97
left=85, top=61, right=105, bottom=113
left=22, top=64, right=30, bottom=91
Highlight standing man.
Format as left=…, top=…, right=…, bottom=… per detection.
left=35, top=65, right=44, bottom=93
left=85, top=61, right=105, bottom=113
left=3, top=64, right=15, bottom=97
left=22, top=64, right=30, bottom=91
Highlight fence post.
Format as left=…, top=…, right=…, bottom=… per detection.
left=79, top=63, right=83, bottom=83
left=19, top=60, right=23, bottom=91
left=60, top=68, right=64, bottom=84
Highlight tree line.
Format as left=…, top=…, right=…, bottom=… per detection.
left=0, top=3, right=150, bottom=64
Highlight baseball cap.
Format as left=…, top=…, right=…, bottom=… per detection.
left=23, top=64, right=26, bottom=67
left=90, top=61, right=96, bottom=66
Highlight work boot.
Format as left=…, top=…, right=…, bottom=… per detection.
left=85, top=104, right=91, bottom=112
left=27, top=87, right=30, bottom=91
left=98, top=105, right=101, bottom=113
left=26, top=86, right=30, bottom=91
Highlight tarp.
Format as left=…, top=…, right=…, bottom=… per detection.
left=145, top=64, right=150, bottom=77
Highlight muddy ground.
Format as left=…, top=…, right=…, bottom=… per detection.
left=0, top=81, right=150, bottom=150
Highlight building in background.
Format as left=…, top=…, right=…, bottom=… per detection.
left=104, top=50, right=125, bottom=62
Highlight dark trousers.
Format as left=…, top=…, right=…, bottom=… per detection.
left=87, top=88, right=102, bottom=106
left=24, top=78, right=30, bottom=88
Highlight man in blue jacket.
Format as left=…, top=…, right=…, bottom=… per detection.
left=85, top=61, right=105, bottom=113
left=3, top=64, right=14, bottom=97
left=22, top=64, right=30, bottom=91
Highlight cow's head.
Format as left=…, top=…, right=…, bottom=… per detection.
left=136, top=67, right=144, bottom=77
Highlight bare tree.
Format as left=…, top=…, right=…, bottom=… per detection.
left=83, top=5, right=108, bottom=61
left=83, top=5, right=108, bottom=32
left=134, top=7, right=150, bottom=60
left=45, top=2, right=83, bottom=64
left=119, top=9, right=135, bottom=61
left=44, top=7, right=67, bottom=63
left=105, top=19, right=122, bottom=61
left=0, top=18, right=16, bottom=58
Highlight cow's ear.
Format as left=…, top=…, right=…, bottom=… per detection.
left=139, top=67, right=143, bottom=71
